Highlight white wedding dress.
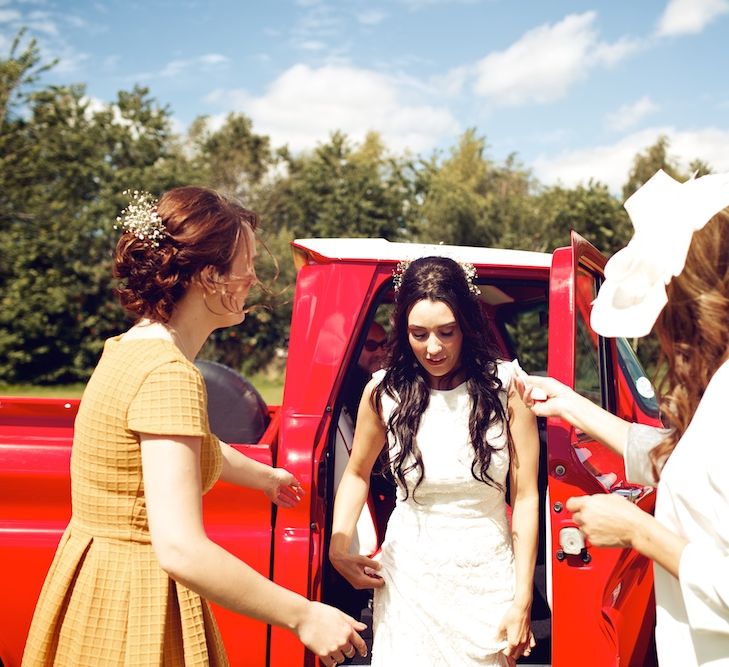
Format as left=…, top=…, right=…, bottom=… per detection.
left=371, top=363, right=515, bottom=666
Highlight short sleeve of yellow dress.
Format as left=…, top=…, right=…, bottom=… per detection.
left=22, top=336, right=228, bottom=667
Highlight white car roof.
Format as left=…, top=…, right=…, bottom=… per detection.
left=291, top=238, right=552, bottom=269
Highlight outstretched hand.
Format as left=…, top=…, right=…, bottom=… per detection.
left=295, top=600, right=368, bottom=667
left=512, top=369, right=574, bottom=420
left=264, top=468, right=304, bottom=508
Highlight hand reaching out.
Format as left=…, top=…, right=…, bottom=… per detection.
left=295, top=601, right=368, bottom=667
left=566, top=494, right=643, bottom=548
left=264, top=468, right=304, bottom=508
left=511, top=363, right=574, bottom=419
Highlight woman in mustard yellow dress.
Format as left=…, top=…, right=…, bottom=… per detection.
left=22, top=187, right=367, bottom=667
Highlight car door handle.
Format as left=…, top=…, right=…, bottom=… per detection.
left=611, top=487, right=643, bottom=502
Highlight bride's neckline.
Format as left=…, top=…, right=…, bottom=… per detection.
left=429, top=380, right=467, bottom=393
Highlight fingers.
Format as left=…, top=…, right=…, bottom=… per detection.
left=333, top=621, right=367, bottom=664
left=332, top=554, right=385, bottom=589
left=348, top=625, right=368, bottom=656
left=279, top=486, right=302, bottom=503
left=565, top=495, right=586, bottom=514
left=326, top=650, right=345, bottom=666
left=522, top=634, right=535, bottom=658
left=512, top=374, right=527, bottom=398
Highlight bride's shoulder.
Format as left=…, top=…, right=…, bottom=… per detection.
left=494, top=359, right=515, bottom=390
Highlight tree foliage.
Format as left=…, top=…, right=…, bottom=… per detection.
left=1, top=28, right=698, bottom=384
left=0, top=34, right=185, bottom=381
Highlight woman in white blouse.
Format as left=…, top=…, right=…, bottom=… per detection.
left=516, top=169, right=729, bottom=666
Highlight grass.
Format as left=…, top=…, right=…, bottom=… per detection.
left=0, top=383, right=88, bottom=398
left=0, top=372, right=285, bottom=405
left=247, top=372, right=285, bottom=405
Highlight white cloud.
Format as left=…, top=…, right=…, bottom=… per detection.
left=299, top=40, right=326, bottom=51
left=0, top=9, right=20, bottom=21
left=606, top=96, right=659, bottom=132
left=533, top=127, right=729, bottom=193
left=52, top=48, right=89, bottom=73
left=357, top=10, right=386, bottom=26
left=64, top=14, right=87, bottom=29
left=473, top=12, right=640, bottom=106
left=200, top=53, right=227, bottom=65
left=204, top=64, right=460, bottom=154
left=132, top=53, right=228, bottom=80
left=24, top=11, right=59, bottom=37
left=431, top=64, right=470, bottom=97
left=400, top=0, right=478, bottom=9
left=289, top=2, right=343, bottom=54
left=656, top=0, right=729, bottom=36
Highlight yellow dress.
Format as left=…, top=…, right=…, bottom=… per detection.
left=22, top=336, right=227, bottom=667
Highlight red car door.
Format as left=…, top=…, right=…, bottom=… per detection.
left=546, top=231, right=658, bottom=666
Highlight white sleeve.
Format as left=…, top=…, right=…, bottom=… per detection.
left=623, top=423, right=669, bottom=486
left=679, top=544, right=729, bottom=637
left=496, top=359, right=515, bottom=392
left=675, top=363, right=729, bottom=637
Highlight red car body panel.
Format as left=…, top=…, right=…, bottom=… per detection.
left=547, top=233, right=659, bottom=666
left=0, top=236, right=660, bottom=666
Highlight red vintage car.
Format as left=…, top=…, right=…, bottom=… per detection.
left=0, top=233, right=660, bottom=666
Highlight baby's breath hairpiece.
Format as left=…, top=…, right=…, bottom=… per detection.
left=391, top=260, right=410, bottom=293
left=459, top=262, right=480, bottom=295
left=391, top=258, right=481, bottom=296
left=114, top=189, right=167, bottom=248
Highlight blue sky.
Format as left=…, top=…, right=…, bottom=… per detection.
left=2, top=0, right=729, bottom=193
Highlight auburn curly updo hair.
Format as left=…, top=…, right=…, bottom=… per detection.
left=114, top=186, right=258, bottom=322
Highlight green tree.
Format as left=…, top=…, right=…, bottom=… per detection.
left=622, top=135, right=684, bottom=201
left=535, top=181, right=631, bottom=255
left=0, top=33, right=188, bottom=382
left=270, top=131, right=417, bottom=240
left=187, top=112, right=274, bottom=202
left=415, top=130, right=539, bottom=249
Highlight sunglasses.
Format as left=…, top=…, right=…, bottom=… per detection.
left=363, top=338, right=387, bottom=352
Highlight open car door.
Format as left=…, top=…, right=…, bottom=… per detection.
left=546, top=231, right=659, bottom=666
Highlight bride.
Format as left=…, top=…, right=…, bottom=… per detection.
left=330, top=256, right=539, bottom=666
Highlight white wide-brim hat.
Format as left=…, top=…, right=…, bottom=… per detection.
left=590, top=169, right=729, bottom=338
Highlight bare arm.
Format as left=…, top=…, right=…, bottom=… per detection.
left=499, top=384, right=540, bottom=661
left=515, top=374, right=631, bottom=456
left=329, top=380, right=387, bottom=589
left=219, top=441, right=303, bottom=508
left=140, top=433, right=366, bottom=663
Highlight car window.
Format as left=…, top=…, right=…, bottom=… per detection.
left=502, top=301, right=548, bottom=375
left=571, top=267, right=626, bottom=488
left=575, top=269, right=602, bottom=405
left=615, top=337, right=660, bottom=419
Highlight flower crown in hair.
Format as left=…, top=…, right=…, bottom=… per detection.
left=114, top=190, right=167, bottom=248
left=392, top=258, right=481, bottom=296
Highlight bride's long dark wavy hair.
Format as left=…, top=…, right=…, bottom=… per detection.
left=373, top=256, right=511, bottom=500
